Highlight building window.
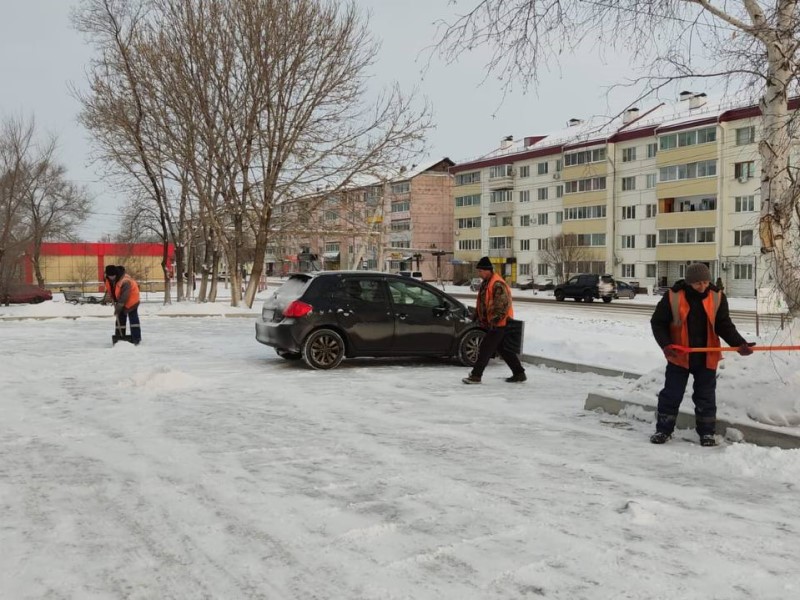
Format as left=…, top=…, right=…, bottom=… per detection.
left=696, top=227, right=715, bottom=243
left=575, top=233, right=606, bottom=247
left=490, top=190, right=513, bottom=203
left=390, top=219, right=411, bottom=232
left=537, top=213, right=549, bottom=225
left=556, top=185, right=563, bottom=198
left=519, top=214, right=531, bottom=227
left=734, top=230, right=754, bottom=246
left=646, top=173, right=657, bottom=189
left=647, top=143, right=657, bottom=158
left=537, top=162, right=549, bottom=175
left=622, top=147, right=637, bottom=162
left=622, top=206, right=636, bottom=219
left=646, top=203, right=657, bottom=218
left=735, top=195, right=756, bottom=212
left=455, top=171, right=481, bottom=185
left=659, top=160, right=717, bottom=182
left=736, top=126, right=756, bottom=146
left=519, top=165, right=530, bottom=178
left=455, top=194, right=481, bottom=207
left=622, top=176, right=636, bottom=191
left=659, top=126, right=716, bottom=150
left=519, top=190, right=531, bottom=203
left=564, top=176, right=607, bottom=194
left=537, top=187, right=548, bottom=200
left=501, top=215, right=513, bottom=226
left=458, top=239, right=482, bottom=250
left=537, top=238, right=548, bottom=251
left=564, top=205, right=606, bottom=220
left=564, top=148, right=606, bottom=166
left=391, top=201, right=410, bottom=213
left=391, top=181, right=410, bottom=194
left=520, top=239, right=530, bottom=251
left=621, top=235, right=636, bottom=249
left=456, top=217, right=481, bottom=229
left=734, top=161, right=756, bottom=180
left=489, top=164, right=514, bottom=178
left=646, top=263, right=657, bottom=277
left=555, top=211, right=563, bottom=224
left=489, top=236, right=512, bottom=249
left=538, top=264, right=549, bottom=276
left=658, top=227, right=715, bottom=244
left=646, top=234, right=656, bottom=248
left=734, top=263, right=753, bottom=280
left=519, top=263, right=531, bottom=275
left=622, top=264, right=635, bottom=278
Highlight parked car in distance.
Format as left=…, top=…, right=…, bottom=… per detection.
left=255, top=271, right=487, bottom=370
left=614, top=280, right=637, bottom=299
left=397, top=271, right=423, bottom=280
left=553, top=274, right=616, bottom=303
left=2, top=284, right=53, bottom=304
left=469, top=277, right=482, bottom=291
left=517, top=279, right=535, bottom=290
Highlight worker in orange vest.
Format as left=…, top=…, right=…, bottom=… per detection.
left=104, top=264, right=142, bottom=345
left=650, top=263, right=752, bottom=446
left=462, top=256, right=526, bottom=385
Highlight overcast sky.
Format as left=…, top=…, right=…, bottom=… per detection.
left=2, top=0, right=686, bottom=240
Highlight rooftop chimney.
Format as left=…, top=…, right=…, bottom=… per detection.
left=689, top=93, right=707, bottom=109
left=622, top=107, right=640, bottom=124
left=679, top=90, right=694, bottom=101
left=567, top=118, right=583, bottom=127
left=523, top=135, right=546, bottom=148
left=500, top=135, right=514, bottom=151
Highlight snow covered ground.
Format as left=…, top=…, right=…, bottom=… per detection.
left=1, top=293, right=799, bottom=598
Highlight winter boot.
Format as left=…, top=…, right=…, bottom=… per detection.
left=650, top=432, right=671, bottom=444
left=462, top=374, right=482, bottom=385
left=699, top=434, right=718, bottom=447
left=505, top=372, right=527, bottom=383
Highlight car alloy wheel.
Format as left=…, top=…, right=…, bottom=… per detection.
left=458, top=329, right=485, bottom=367
left=302, top=328, right=346, bottom=370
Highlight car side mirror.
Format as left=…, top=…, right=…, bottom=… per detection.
left=433, top=305, right=448, bottom=317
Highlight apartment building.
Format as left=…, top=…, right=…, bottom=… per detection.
left=451, top=94, right=798, bottom=297
left=268, top=158, right=454, bottom=281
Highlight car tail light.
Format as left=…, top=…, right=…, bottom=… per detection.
left=283, top=300, right=313, bottom=318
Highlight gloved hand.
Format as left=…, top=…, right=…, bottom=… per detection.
left=737, top=342, right=756, bottom=356
left=663, top=344, right=680, bottom=360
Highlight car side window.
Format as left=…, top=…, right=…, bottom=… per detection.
left=334, top=279, right=387, bottom=305
left=387, top=280, right=441, bottom=308
left=567, top=277, right=579, bottom=285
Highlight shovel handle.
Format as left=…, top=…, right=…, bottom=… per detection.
left=673, top=345, right=800, bottom=353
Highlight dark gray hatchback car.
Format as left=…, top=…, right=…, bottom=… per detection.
left=255, top=271, right=486, bottom=370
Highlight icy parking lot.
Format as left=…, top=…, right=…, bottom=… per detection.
left=1, top=316, right=799, bottom=599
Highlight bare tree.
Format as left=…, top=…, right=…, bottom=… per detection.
left=74, top=0, right=430, bottom=308
left=436, top=0, right=800, bottom=313
left=0, top=116, right=90, bottom=295
left=538, top=234, right=591, bottom=284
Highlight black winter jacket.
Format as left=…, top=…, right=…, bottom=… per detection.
left=651, top=280, right=746, bottom=366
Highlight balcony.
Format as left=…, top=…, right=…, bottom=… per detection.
left=488, top=164, right=515, bottom=189
left=488, top=248, right=514, bottom=258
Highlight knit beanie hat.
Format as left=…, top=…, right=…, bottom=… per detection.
left=685, top=262, right=711, bottom=284
left=105, top=264, right=117, bottom=277
left=476, top=256, right=493, bottom=271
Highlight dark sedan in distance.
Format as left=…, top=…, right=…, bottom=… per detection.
left=255, top=271, right=487, bottom=370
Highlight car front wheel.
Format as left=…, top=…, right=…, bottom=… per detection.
left=554, top=290, right=565, bottom=301
left=602, top=297, right=612, bottom=303
left=458, top=329, right=485, bottom=367
left=302, top=329, right=346, bottom=370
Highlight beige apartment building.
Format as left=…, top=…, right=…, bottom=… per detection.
left=268, top=158, right=454, bottom=281
left=451, top=93, right=799, bottom=297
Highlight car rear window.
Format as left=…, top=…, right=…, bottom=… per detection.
left=275, top=275, right=311, bottom=301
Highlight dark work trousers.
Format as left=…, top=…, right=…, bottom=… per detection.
left=117, top=307, right=142, bottom=343
left=470, top=326, right=525, bottom=378
left=656, top=362, right=717, bottom=436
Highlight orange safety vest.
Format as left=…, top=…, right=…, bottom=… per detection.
left=668, top=289, right=722, bottom=369
left=477, top=272, right=514, bottom=327
left=105, top=274, right=140, bottom=309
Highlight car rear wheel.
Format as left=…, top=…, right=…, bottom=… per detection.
left=583, top=291, right=594, bottom=303
left=458, top=329, right=485, bottom=367
left=276, top=348, right=302, bottom=360
left=302, top=329, right=346, bottom=370
left=602, top=297, right=612, bottom=303
left=554, top=290, right=565, bottom=302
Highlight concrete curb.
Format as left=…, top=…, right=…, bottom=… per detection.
left=584, top=393, right=800, bottom=449
left=520, top=353, right=641, bottom=379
